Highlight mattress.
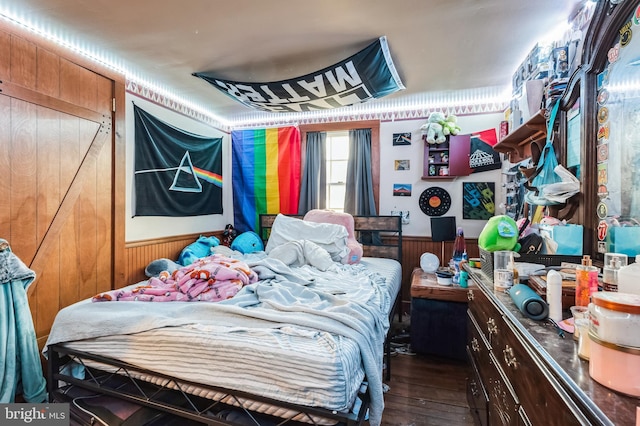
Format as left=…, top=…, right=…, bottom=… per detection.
left=56, top=257, right=401, bottom=422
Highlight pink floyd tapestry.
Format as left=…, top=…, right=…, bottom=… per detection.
left=133, top=105, right=223, bottom=217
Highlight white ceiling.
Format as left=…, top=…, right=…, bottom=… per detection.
left=0, top=0, right=585, bottom=125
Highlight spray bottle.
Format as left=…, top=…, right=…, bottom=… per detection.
left=575, top=255, right=598, bottom=307
left=603, top=253, right=627, bottom=292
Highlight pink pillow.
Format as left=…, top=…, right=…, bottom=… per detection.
left=303, top=210, right=363, bottom=264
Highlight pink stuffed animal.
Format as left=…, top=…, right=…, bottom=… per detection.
left=303, top=209, right=363, bottom=264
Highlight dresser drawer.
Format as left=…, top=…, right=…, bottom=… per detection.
left=466, top=346, right=489, bottom=426
left=492, top=316, right=586, bottom=426
left=467, top=309, right=492, bottom=386
left=467, top=284, right=501, bottom=349
left=486, top=351, right=520, bottom=425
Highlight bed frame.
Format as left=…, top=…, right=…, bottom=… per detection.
left=47, top=215, right=403, bottom=426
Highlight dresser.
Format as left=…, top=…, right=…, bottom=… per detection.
left=465, top=267, right=638, bottom=426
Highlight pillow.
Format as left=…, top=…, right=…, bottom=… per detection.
left=303, top=209, right=363, bottom=264
left=265, top=214, right=350, bottom=262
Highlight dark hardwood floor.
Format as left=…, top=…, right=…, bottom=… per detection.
left=381, top=351, right=475, bottom=426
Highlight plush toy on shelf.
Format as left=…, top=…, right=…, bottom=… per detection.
left=442, top=114, right=461, bottom=137
left=420, top=112, right=462, bottom=144
left=420, top=111, right=446, bottom=144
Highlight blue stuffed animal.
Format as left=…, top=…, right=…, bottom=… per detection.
left=178, top=235, right=220, bottom=266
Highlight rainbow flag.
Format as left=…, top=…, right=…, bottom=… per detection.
left=232, top=127, right=301, bottom=232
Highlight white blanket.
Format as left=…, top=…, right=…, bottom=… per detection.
left=45, top=257, right=390, bottom=426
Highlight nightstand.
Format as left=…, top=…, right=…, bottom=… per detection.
left=410, top=267, right=470, bottom=360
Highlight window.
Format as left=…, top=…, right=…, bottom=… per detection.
left=326, top=131, right=349, bottom=212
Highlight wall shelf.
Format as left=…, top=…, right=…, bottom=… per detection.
left=494, top=109, right=547, bottom=162
left=422, top=134, right=472, bottom=178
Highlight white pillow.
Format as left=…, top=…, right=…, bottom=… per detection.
left=265, top=214, right=349, bottom=262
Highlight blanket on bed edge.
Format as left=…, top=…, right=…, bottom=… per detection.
left=44, top=257, right=391, bottom=426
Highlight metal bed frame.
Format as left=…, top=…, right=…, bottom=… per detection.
left=47, top=214, right=403, bottom=426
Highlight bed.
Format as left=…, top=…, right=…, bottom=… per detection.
left=45, top=213, right=402, bottom=426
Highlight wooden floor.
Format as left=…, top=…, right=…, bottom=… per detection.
left=380, top=352, right=475, bottom=426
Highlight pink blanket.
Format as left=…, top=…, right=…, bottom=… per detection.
left=93, top=254, right=258, bottom=302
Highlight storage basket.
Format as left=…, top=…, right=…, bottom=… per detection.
left=479, top=248, right=494, bottom=280
left=479, top=248, right=583, bottom=281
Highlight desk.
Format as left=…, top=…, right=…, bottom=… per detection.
left=410, top=268, right=469, bottom=360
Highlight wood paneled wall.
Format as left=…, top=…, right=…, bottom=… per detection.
left=123, top=232, right=478, bottom=315
left=398, top=236, right=479, bottom=313
left=0, top=20, right=125, bottom=348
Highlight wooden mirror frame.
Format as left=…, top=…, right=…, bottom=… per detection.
left=570, top=0, right=640, bottom=260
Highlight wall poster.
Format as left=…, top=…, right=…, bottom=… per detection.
left=462, top=182, right=495, bottom=220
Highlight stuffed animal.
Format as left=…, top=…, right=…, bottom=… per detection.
left=178, top=235, right=220, bottom=266
left=420, top=112, right=447, bottom=144
left=442, top=114, right=461, bottom=136
left=478, top=215, right=521, bottom=252
left=230, top=231, right=264, bottom=254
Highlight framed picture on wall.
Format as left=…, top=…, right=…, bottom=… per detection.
left=393, top=183, right=412, bottom=196
left=392, top=132, right=412, bottom=146
left=462, top=182, right=495, bottom=219
left=394, top=159, right=410, bottom=170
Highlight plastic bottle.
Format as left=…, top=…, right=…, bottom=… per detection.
left=618, top=255, right=640, bottom=295
left=575, top=255, right=598, bottom=307
left=546, top=269, right=563, bottom=323
left=452, top=227, right=466, bottom=262
left=603, top=253, right=626, bottom=292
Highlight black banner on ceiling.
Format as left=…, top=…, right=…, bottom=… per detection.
left=193, top=36, right=404, bottom=113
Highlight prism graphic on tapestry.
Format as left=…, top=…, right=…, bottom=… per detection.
left=133, top=105, right=223, bottom=217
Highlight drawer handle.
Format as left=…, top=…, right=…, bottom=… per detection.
left=487, top=317, right=498, bottom=336
left=471, top=337, right=480, bottom=352
left=470, top=380, right=479, bottom=397
left=503, top=345, right=518, bottom=369
left=467, top=289, right=474, bottom=301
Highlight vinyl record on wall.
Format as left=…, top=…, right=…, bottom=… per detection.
left=419, top=187, right=451, bottom=216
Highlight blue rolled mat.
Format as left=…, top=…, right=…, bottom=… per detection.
left=509, top=284, right=549, bottom=321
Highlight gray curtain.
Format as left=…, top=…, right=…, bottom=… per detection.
left=345, top=128, right=381, bottom=244
left=345, top=128, right=377, bottom=215
left=298, top=131, right=327, bottom=214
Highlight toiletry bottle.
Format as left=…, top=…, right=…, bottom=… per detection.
left=547, top=269, right=563, bottom=323
left=603, top=255, right=623, bottom=292
left=575, top=255, right=598, bottom=307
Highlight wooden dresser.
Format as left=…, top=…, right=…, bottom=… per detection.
left=465, top=267, right=638, bottom=426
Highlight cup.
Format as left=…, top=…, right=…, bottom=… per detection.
left=570, top=305, right=589, bottom=341
left=494, top=250, right=515, bottom=290
left=576, top=318, right=591, bottom=360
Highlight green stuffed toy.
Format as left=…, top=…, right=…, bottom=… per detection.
left=421, top=112, right=462, bottom=144
left=442, top=114, right=461, bottom=136
left=478, top=215, right=521, bottom=252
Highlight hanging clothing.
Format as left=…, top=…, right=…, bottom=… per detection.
left=0, top=239, right=47, bottom=403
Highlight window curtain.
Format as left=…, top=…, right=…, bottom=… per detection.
left=345, top=128, right=381, bottom=244
left=298, top=131, right=327, bottom=214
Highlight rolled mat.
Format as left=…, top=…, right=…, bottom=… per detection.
left=509, top=284, right=549, bottom=321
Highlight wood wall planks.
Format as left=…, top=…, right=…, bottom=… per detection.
left=0, top=20, right=123, bottom=346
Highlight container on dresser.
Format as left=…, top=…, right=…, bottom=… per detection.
left=422, top=135, right=472, bottom=179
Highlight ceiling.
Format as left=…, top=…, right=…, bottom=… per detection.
left=0, top=0, right=585, bottom=125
